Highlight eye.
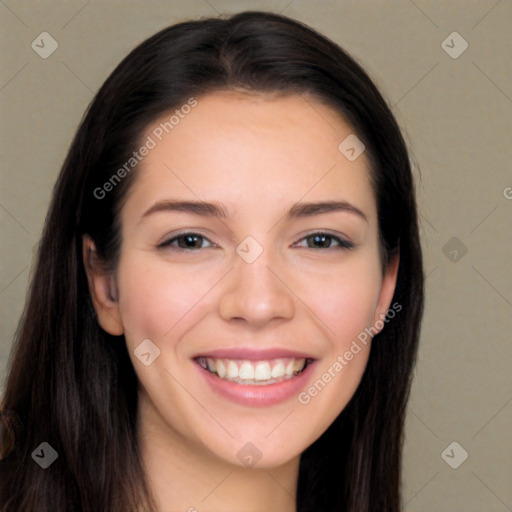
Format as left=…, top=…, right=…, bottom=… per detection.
left=157, top=232, right=214, bottom=251
left=294, top=231, right=354, bottom=250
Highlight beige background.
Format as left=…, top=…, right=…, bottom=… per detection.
left=1, top=1, right=511, bottom=510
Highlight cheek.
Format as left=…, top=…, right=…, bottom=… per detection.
left=298, top=256, right=382, bottom=348
left=296, top=266, right=380, bottom=434
left=328, top=281, right=379, bottom=345
left=115, top=255, right=216, bottom=345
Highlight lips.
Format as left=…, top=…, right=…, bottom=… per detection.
left=195, top=356, right=312, bottom=384
left=191, top=347, right=317, bottom=406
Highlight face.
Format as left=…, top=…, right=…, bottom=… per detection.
left=86, top=91, right=398, bottom=469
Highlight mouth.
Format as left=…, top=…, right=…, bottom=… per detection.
left=192, top=348, right=318, bottom=406
left=194, top=356, right=314, bottom=385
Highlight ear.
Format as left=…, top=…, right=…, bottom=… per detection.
left=82, top=235, right=124, bottom=336
left=371, top=248, right=400, bottom=333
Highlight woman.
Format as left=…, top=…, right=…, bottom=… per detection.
left=0, top=10, right=424, bottom=512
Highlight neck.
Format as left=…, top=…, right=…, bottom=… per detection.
left=137, top=389, right=299, bottom=512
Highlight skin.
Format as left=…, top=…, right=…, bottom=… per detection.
left=84, top=90, right=399, bottom=512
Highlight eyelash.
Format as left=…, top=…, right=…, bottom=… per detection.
left=157, top=230, right=354, bottom=251
left=296, top=231, right=355, bottom=250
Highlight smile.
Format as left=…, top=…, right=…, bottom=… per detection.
left=193, top=350, right=317, bottom=406
left=195, top=356, right=312, bottom=385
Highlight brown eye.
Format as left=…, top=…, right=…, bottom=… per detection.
left=296, top=232, right=354, bottom=250
left=158, top=232, right=213, bottom=250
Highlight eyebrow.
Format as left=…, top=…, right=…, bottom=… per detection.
left=140, top=199, right=368, bottom=223
left=288, top=200, right=367, bottom=222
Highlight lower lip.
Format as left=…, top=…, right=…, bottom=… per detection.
left=195, top=360, right=316, bottom=407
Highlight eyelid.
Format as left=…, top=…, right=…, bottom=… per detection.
left=157, top=229, right=355, bottom=251
left=293, top=230, right=355, bottom=249
left=157, top=230, right=215, bottom=249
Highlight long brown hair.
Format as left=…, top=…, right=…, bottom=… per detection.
left=0, top=11, right=424, bottom=511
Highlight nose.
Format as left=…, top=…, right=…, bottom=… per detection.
left=218, top=251, right=295, bottom=327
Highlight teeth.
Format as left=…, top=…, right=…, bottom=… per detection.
left=254, top=362, right=271, bottom=380
left=239, top=362, right=255, bottom=379
left=271, top=361, right=285, bottom=379
left=227, top=360, right=238, bottom=379
left=293, top=359, right=304, bottom=372
left=198, top=357, right=308, bottom=384
left=216, top=360, right=226, bottom=379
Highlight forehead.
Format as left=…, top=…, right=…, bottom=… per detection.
left=123, top=91, right=376, bottom=225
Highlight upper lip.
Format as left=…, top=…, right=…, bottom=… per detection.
left=191, top=347, right=316, bottom=361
